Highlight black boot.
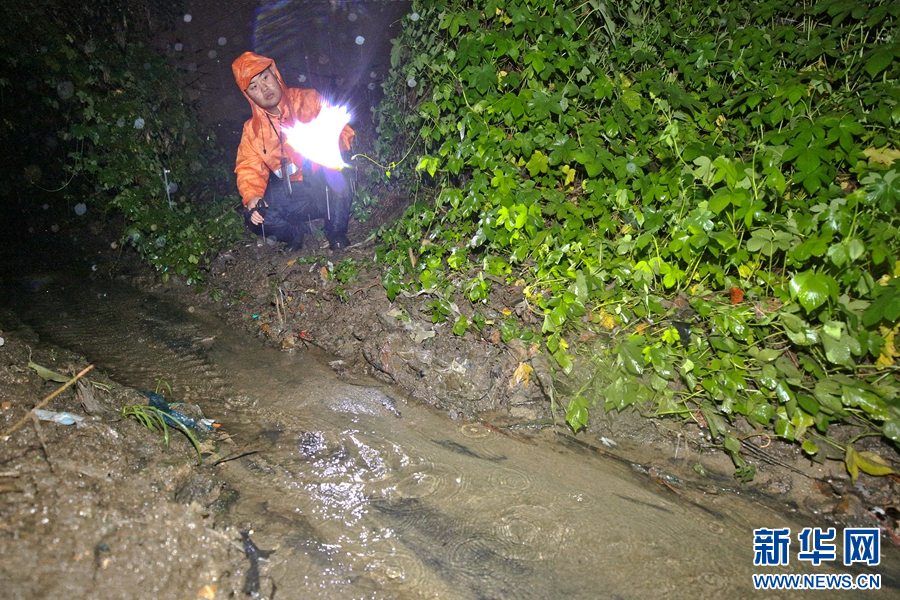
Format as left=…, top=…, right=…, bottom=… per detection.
left=283, top=222, right=309, bottom=251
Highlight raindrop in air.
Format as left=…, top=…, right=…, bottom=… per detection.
left=407, top=78, right=417, bottom=87
left=208, top=50, right=217, bottom=59
left=348, top=12, right=357, bottom=21
left=156, top=236, right=167, bottom=247
left=626, top=162, right=637, bottom=173
left=74, top=203, right=87, bottom=216
left=370, top=71, right=377, bottom=78
left=174, top=43, right=183, bottom=52
left=187, top=63, right=197, bottom=72
left=167, top=182, right=178, bottom=194
left=56, top=81, right=74, bottom=100
left=298, top=74, right=307, bottom=83
left=134, top=117, right=145, bottom=129
left=84, top=40, right=96, bottom=54
left=42, top=204, right=49, bottom=210
left=51, top=224, right=59, bottom=233
left=183, top=14, right=192, bottom=23
left=218, top=37, right=227, bottom=46
left=410, top=12, right=420, bottom=21
left=367, top=83, right=375, bottom=90
left=355, top=36, right=365, bottom=45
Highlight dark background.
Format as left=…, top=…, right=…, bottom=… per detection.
left=158, top=0, right=412, bottom=151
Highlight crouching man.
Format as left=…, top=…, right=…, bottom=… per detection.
left=231, top=51, right=354, bottom=250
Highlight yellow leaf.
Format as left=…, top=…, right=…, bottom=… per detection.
left=895, top=260, right=900, bottom=277
left=845, top=445, right=860, bottom=482
left=877, top=325, right=899, bottom=367
left=561, top=165, right=576, bottom=186
left=197, top=585, right=218, bottom=599
left=599, top=311, right=616, bottom=330
left=510, top=362, right=533, bottom=388
left=856, top=451, right=895, bottom=477
left=863, top=146, right=900, bottom=167
left=715, top=114, right=726, bottom=128
left=286, top=259, right=296, bottom=267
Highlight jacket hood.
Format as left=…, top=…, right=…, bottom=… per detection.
left=232, top=52, right=290, bottom=132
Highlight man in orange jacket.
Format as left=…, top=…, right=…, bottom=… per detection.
left=232, top=51, right=354, bottom=250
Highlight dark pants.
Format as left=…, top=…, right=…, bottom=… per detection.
left=244, top=165, right=352, bottom=247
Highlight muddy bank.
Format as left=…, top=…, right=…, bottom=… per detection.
left=0, top=312, right=247, bottom=600
left=113, top=229, right=900, bottom=539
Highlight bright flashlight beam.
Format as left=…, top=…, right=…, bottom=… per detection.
left=281, top=103, right=351, bottom=170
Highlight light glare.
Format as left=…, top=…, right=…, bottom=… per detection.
left=282, top=104, right=352, bottom=170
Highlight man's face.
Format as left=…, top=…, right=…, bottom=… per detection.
left=245, top=67, right=282, bottom=111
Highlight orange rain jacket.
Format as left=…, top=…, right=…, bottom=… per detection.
left=231, top=52, right=354, bottom=207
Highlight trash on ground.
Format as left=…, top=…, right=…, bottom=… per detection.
left=141, top=391, right=219, bottom=432
left=33, top=409, right=87, bottom=426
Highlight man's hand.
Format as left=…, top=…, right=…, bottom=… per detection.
left=247, top=197, right=266, bottom=225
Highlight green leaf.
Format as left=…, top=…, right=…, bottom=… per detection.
left=841, top=385, right=887, bottom=419
left=789, top=271, right=838, bottom=313
left=863, top=280, right=900, bottom=327
left=452, top=315, right=468, bottom=336
left=801, top=440, right=818, bottom=455
left=618, top=341, right=644, bottom=376
left=823, top=333, right=861, bottom=366
left=566, top=395, right=590, bottom=432
left=28, top=362, right=70, bottom=383
left=864, top=50, right=894, bottom=78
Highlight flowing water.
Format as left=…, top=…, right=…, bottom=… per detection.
left=3, top=253, right=898, bottom=599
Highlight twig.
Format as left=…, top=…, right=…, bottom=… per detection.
left=213, top=449, right=262, bottom=466
left=2, top=365, right=94, bottom=440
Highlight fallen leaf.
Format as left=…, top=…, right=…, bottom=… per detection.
left=28, top=362, right=70, bottom=382
left=197, top=585, right=217, bottom=600
left=599, top=311, right=616, bottom=330
left=729, top=286, right=744, bottom=304
left=863, top=146, right=900, bottom=167
left=510, top=362, right=533, bottom=388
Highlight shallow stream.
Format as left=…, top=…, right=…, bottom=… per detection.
left=4, top=255, right=898, bottom=599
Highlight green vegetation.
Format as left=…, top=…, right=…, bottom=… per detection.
left=373, top=0, right=900, bottom=479
left=122, top=404, right=203, bottom=464
left=0, top=0, right=242, bottom=284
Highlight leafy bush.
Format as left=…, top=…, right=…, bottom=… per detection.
left=374, top=0, right=900, bottom=479
left=0, top=0, right=242, bottom=284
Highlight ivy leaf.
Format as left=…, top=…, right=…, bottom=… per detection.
left=617, top=341, right=644, bottom=376
left=789, top=271, right=838, bottom=313
left=864, top=49, right=895, bottom=78
left=841, top=385, right=888, bottom=419
left=566, top=395, right=590, bottom=432
left=822, top=333, right=860, bottom=367
left=526, top=150, right=549, bottom=176
left=862, top=170, right=900, bottom=212
left=452, top=315, right=468, bottom=336
left=863, top=279, right=900, bottom=327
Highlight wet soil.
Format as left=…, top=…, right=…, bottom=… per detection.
left=3, top=203, right=900, bottom=598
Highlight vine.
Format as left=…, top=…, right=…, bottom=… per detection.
left=373, top=0, right=900, bottom=480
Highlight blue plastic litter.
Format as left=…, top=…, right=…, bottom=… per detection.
left=141, top=391, right=217, bottom=432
